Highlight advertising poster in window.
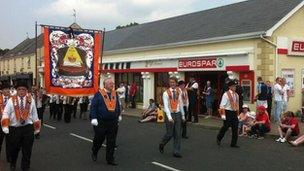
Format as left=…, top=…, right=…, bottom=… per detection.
left=281, top=69, right=295, bottom=97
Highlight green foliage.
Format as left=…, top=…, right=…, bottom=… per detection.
left=116, top=22, right=139, bottom=30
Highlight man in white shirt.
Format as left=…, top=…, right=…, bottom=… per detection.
left=0, top=78, right=12, bottom=163
left=178, top=80, right=189, bottom=139
left=282, top=78, right=290, bottom=112
left=1, top=78, right=40, bottom=171
left=217, top=80, right=240, bottom=148
left=186, top=77, right=199, bottom=123
left=116, top=82, right=126, bottom=113
left=274, top=77, right=284, bottom=122
left=159, top=77, right=185, bottom=158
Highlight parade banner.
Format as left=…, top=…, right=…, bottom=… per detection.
left=43, top=25, right=102, bottom=96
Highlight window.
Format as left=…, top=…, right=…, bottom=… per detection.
left=27, top=57, right=31, bottom=69
left=21, top=57, right=24, bottom=69
left=14, top=59, right=16, bottom=72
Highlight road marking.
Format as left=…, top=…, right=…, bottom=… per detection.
left=69, top=133, right=106, bottom=147
left=43, top=124, right=56, bottom=129
left=70, top=133, right=93, bottom=142
left=151, top=161, right=182, bottom=171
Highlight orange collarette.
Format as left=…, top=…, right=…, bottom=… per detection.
left=167, top=88, right=180, bottom=113
left=99, top=88, right=116, bottom=112
left=12, top=94, right=32, bottom=122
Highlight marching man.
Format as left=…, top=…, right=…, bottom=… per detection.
left=159, top=76, right=185, bottom=158
left=217, top=80, right=240, bottom=148
left=0, top=77, right=12, bottom=162
left=1, top=78, right=41, bottom=171
left=90, top=78, right=121, bottom=166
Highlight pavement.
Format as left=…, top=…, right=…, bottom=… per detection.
left=0, top=109, right=304, bottom=171
left=123, top=108, right=304, bottom=137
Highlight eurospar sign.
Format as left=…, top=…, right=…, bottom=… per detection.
left=289, top=40, right=304, bottom=56
left=178, top=57, right=224, bottom=70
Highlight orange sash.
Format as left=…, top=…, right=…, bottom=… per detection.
left=100, top=88, right=116, bottom=112
left=12, top=94, right=32, bottom=122
left=0, top=95, right=10, bottom=116
left=226, top=91, right=239, bottom=112
left=167, top=88, right=181, bottom=113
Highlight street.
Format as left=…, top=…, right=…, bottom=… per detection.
left=1, top=112, right=304, bottom=171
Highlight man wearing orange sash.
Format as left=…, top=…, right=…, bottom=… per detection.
left=159, top=76, right=185, bottom=158
left=90, top=78, right=121, bottom=166
left=0, top=77, right=12, bottom=163
left=217, top=80, right=240, bottom=148
left=1, top=77, right=41, bottom=171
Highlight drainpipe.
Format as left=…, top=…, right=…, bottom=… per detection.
left=260, top=35, right=278, bottom=78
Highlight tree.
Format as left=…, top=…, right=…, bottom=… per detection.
left=116, top=22, right=139, bottom=30
left=0, top=48, right=9, bottom=56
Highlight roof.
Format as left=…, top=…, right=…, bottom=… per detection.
left=1, top=34, right=43, bottom=59
left=104, top=0, right=304, bottom=52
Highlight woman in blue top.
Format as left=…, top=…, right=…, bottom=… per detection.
left=203, top=81, right=214, bottom=119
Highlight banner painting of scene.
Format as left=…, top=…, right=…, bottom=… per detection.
left=43, top=25, right=102, bottom=96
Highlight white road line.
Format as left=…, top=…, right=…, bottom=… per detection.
left=70, top=133, right=93, bottom=142
left=69, top=133, right=106, bottom=147
left=43, top=124, right=56, bottom=130
left=151, top=162, right=182, bottom=171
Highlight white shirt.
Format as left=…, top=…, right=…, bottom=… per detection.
left=163, top=87, right=185, bottom=120
left=187, top=82, right=199, bottom=89
left=62, top=96, right=67, bottom=105
left=220, top=90, right=239, bottom=111
left=283, top=84, right=290, bottom=102
left=274, top=83, right=284, bottom=102
left=116, top=87, right=126, bottom=99
left=2, top=96, right=39, bottom=127
left=181, top=89, right=189, bottom=108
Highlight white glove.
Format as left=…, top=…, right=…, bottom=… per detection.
left=34, top=130, right=40, bottom=135
left=221, top=115, right=226, bottom=120
left=118, top=115, right=122, bottom=122
left=2, top=127, right=9, bottom=134
left=91, top=119, right=98, bottom=126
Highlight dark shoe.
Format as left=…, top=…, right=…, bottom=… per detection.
left=216, top=138, right=221, bottom=146
left=182, top=136, right=189, bottom=139
left=159, top=144, right=164, bottom=154
left=173, top=153, right=182, bottom=158
left=230, top=145, right=240, bottom=148
left=91, top=153, right=97, bottom=161
left=107, top=160, right=118, bottom=166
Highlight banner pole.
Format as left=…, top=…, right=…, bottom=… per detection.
left=35, top=21, right=38, bottom=87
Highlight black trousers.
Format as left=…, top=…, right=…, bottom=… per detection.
left=267, top=99, right=272, bottom=119
left=56, top=103, right=63, bottom=121
left=49, top=102, right=56, bottom=119
left=64, top=104, right=72, bottom=123
left=250, top=124, right=270, bottom=137
left=182, top=106, right=188, bottom=137
left=8, top=124, right=34, bottom=170
left=130, top=96, right=136, bottom=108
left=188, top=97, right=198, bottom=122
left=0, top=130, right=10, bottom=162
left=217, top=110, right=239, bottom=146
left=37, top=107, right=44, bottom=123
left=92, top=120, right=118, bottom=162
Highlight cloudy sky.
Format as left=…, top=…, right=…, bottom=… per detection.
left=0, top=0, right=245, bottom=49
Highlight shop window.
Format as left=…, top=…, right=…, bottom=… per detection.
left=104, top=63, right=108, bottom=70
left=110, top=63, right=114, bottom=69
left=27, top=57, right=31, bottom=69
left=126, top=62, right=131, bottom=69
left=241, top=79, right=252, bottom=102
left=115, top=63, right=120, bottom=69
left=155, top=73, right=169, bottom=105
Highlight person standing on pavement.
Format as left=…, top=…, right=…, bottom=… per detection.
left=159, top=76, right=185, bottom=158
left=79, top=96, right=89, bottom=120
left=274, top=77, right=284, bottom=122
left=255, top=77, right=268, bottom=109
left=266, top=81, right=273, bottom=119
left=186, top=77, right=199, bottom=123
left=49, top=94, right=56, bottom=119
left=90, top=78, right=121, bottom=166
left=203, top=81, right=214, bottom=119
left=129, top=82, right=137, bottom=108
left=116, top=82, right=126, bottom=113
left=0, top=77, right=12, bottom=163
left=178, top=80, right=189, bottom=139
left=282, top=78, right=290, bottom=112
left=1, top=78, right=41, bottom=171
left=217, top=80, right=240, bottom=148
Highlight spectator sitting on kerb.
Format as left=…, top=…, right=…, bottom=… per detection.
left=275, top=111, right=300, bottom=143
left=138, top=99, right=159, bottom=123
left=238, top=105, right=256, bottom=137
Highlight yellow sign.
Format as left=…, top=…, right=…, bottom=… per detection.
left=63, top=47, right=83, bottom=67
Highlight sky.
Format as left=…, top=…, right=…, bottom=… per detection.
left=0, top=0, right=246, bottom=49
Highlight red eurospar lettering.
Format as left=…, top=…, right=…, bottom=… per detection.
left=178, top=58, right=217, bottom=69
left=292, top=41, right=304, bottom=52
